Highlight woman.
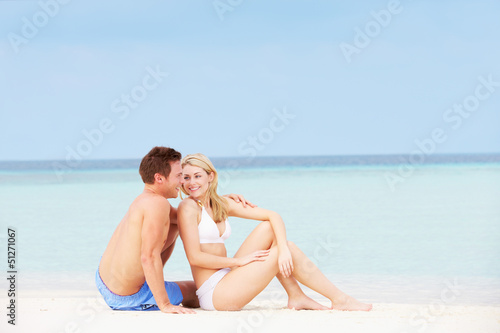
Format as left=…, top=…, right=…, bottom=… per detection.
left=177, top=153, right=372, bottom=311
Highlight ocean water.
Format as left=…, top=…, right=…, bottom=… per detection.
left=0, top=155, right=499, bottom=305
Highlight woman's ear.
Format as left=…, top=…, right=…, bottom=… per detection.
left=208, top=172, right=215, bottom=182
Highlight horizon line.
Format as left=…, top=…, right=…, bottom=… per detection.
left=1, top=151, right=500, bottom=163
left=1, top=152, right=499, bottom=171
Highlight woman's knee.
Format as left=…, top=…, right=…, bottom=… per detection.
left=254, top=221, right=275, bottom=244
left=257, top=221, right=272, bottom=233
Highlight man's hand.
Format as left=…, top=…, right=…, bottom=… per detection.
left=224, top=193, right=257, bottom=208
left=160, top=304, right=196, bottom=314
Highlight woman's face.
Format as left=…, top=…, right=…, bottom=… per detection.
left=182, top=164, right=213, bottom=200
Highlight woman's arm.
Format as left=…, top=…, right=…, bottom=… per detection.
left=225, top=199, right=294, bottom=277
left=177, top=199, right=268, bottom=269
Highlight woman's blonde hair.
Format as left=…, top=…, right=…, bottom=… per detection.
left=180, top=153, right=228, bottom=223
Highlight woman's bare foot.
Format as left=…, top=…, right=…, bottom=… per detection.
left=331, top=294, right=372, bottom=311
left=288, top=294, right=330, bottom=310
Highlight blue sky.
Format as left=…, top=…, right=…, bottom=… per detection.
left=0, top=0, right=499, bottom=161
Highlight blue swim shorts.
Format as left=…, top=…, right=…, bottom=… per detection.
left=95, top=269, right=183, bottom=311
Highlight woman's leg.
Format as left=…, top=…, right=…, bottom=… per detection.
left=233, top=222, right=327, bottom=310
left=213, top=241, right=371, bottom=311
left=213, top=245, right=281, bottom=310
left=287, top=241, right=372, bottom=311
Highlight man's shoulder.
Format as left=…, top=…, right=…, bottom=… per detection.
left=133, top=192, right=170, bottom=212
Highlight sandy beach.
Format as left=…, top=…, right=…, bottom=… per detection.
left=2, top=294, right=499, bottom=333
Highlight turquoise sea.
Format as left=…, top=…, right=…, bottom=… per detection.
left=1, top=155, right=499, bottom=305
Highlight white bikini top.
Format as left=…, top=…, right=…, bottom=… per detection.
left=198, top=205, right=231, bottom=244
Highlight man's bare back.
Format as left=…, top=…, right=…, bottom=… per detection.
left=99, top=191, right=173, bottom=295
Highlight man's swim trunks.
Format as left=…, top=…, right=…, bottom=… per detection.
left=95, top=269, right=183, bottom=311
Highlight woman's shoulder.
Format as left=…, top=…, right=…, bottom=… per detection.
left=178, top=197, right=200, bottom=212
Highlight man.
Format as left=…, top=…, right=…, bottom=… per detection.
left=96, top=146, right=251, bottom=314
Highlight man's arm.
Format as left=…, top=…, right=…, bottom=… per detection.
left=168, top=194, right=256, bottom=226
left=223, top=193, right=257, bottom=208
left=140, top=197, right=194, bottom=314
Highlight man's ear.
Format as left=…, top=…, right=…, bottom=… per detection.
left=154, top=173, right=163, bottom=183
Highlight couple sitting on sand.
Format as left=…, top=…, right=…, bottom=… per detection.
left=96, top=146, right=372, bottom=314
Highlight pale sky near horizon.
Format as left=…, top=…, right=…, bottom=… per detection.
left=0, top=0, right=499, bottom=161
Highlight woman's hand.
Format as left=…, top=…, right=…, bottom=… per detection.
left=278, top=245, right=294, bottom=278
left=235, top=250, right=270, bottom=267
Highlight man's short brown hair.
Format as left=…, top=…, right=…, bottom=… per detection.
left=139, top=146, right=182, bottom=184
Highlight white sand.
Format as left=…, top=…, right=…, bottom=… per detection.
left=2, top=295, right=499, bottom=333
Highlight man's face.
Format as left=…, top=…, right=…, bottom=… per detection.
left=164, top=161, right=182, bottom=199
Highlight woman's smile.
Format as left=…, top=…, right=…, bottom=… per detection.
left=182, top=164, right=214, bottom=199
left=188, top=185, right=201, bottom=192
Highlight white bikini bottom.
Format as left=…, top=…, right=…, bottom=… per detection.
left=196, top=268, right=230, bottom=310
